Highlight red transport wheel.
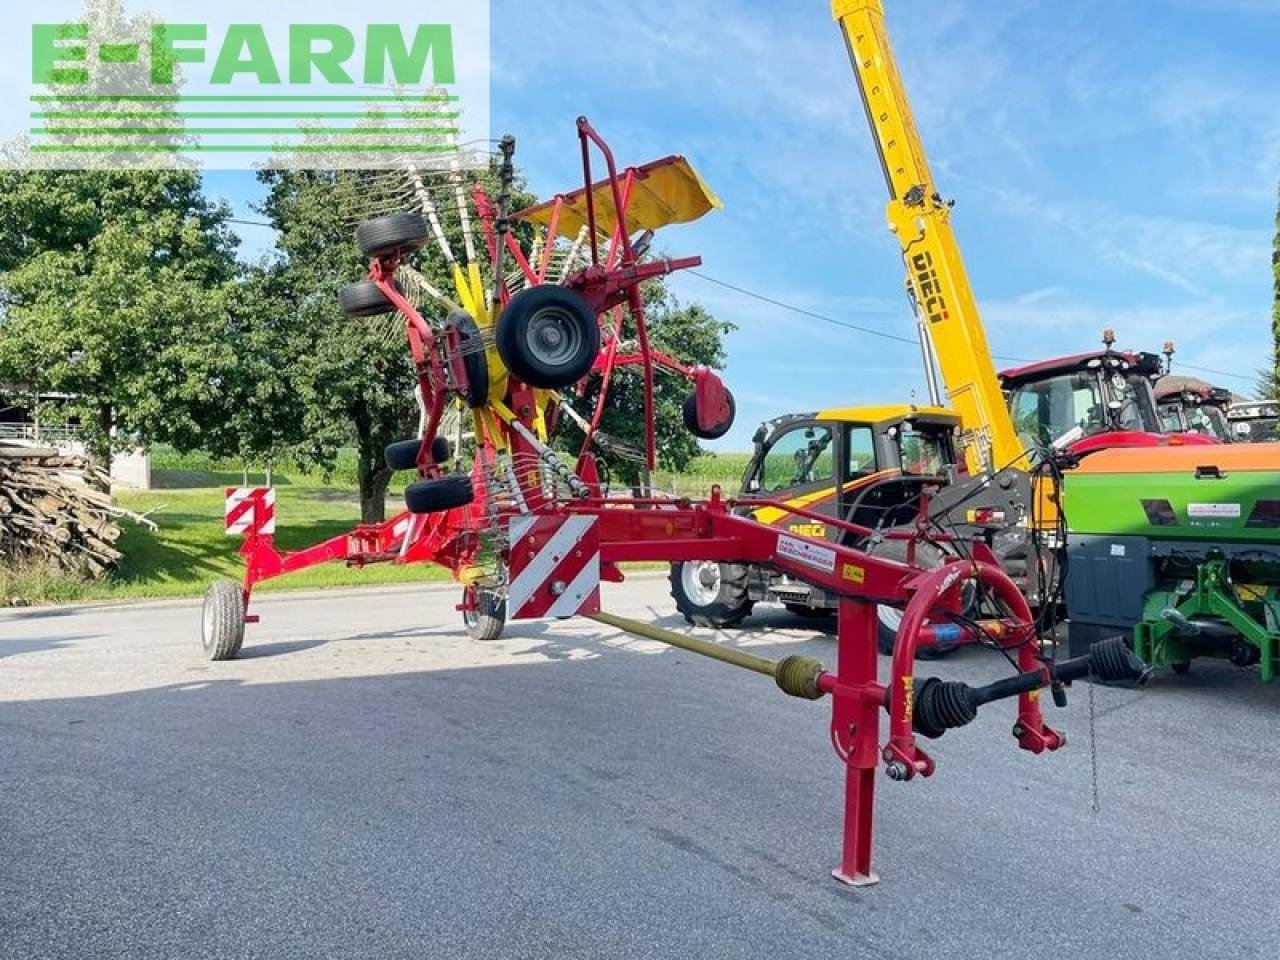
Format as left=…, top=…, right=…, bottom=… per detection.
left=682, top=388, right=736, bottom=441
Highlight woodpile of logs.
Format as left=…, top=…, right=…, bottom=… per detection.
left=0, top=444, right=154, bottom=577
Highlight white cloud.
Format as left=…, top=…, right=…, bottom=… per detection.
left=980, top=289, right=1264, bottom=390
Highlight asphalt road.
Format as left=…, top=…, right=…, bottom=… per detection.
left=2, top=577, right=1277, bottom=960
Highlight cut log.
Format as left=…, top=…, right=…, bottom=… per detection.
left=0, top=448, right=154, bottom=580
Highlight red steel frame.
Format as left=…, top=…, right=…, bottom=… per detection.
left=226, top=119, right=1075, bottom=884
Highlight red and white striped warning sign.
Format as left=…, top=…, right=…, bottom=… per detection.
left=507, top=515, right=600, bottom=620
left=224, top=487, right=276, bottom=536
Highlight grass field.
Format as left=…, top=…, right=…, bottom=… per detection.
left=1, top=449, right=750, bottom=606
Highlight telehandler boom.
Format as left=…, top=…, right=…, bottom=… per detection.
left=832, top=0, right=1022, bottom=472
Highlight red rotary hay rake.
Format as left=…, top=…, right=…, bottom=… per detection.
left=202, top=119, right=1146, bottom=884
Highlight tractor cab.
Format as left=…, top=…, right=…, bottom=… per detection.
left=739, top=404, right=962, bottom=540
left=999, top=340, right=1215, bottom=454
left=1227, top=400, right=1280, bottom=443
left=1154, top=379, right=1233, bottom=442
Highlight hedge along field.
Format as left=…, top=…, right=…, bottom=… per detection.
left=0, top=449, right=754, bottom=606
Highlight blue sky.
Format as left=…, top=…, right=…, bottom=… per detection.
left=208, top=0, right=1280, bottom=450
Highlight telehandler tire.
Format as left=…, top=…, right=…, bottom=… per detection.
left=670, top=561, right=753, bottom=628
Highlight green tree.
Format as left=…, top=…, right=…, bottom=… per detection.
left=0, top=171, right=241, bottom=468
left=1272, top=181, right=1280, bottom=399
left=567, top=282, right=736, bottom=488
left=201, top=265, right=310, bottom=474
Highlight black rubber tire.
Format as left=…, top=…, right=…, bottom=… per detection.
left=404, top=474, right=474, bottom=514
left=338, top=281, right=399, bottom=318
left=385, top=436, right=451, bottom=472
left=785, top=602, right=833, bottom=619
left=355, top=212, right=429, bottom=259
left=463, top=587, right=506, bottom=642
left=669, top=561, right=754, bottom=628
left=202, top=580, right=245, bottom=661
left=446, top=311, right=490, bottom=408
left=496, top=285, right=600, bottom=389
left=682, top=388, right=736, bottom=441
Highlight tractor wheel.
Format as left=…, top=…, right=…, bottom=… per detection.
left=496, top=286, right=600, bottom=389
left=355, top=212, right=429, bottom=259
left=202, top=580, right=246, bottom=661
left=446, top=311, right=491, bottom=408
left=669, top=561, right=753, bottom=628
left=385, top=437, right=451, bottom=472
left=682, top=388, right=736, bottom=441
left=404, top=474, right=474, bottom=514
left=339, top=281, right=398, bottom=318
left=463, top=586, right=506, bottom=642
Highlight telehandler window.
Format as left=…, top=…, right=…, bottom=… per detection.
left=760, top=425, right=835, bottom=492
left=845, top=426, right=876, bottom=478
left=894, top=424, right=948, bottom=476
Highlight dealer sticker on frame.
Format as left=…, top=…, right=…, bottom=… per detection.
left=777, top=535, right=837, bottom=574
left=1188, top=503, right=1241, bottom=519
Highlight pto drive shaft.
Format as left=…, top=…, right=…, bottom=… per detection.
left=910, top=637, right=1151, bottom=739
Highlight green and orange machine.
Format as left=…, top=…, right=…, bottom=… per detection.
left=1062, top=445, right=1280, bottom=679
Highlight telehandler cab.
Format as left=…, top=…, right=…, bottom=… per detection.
left=671, top=404, right=1010, bottom=654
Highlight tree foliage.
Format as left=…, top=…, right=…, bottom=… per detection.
left=566, top=280, right=736, bottom=488
left=0, top=171, right=241, bottom=466
left=1271, top=181, right=1280, bottom=399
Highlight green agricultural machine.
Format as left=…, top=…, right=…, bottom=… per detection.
left=1062, top=444, right=1280, bottom=679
